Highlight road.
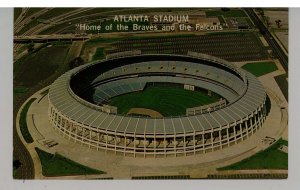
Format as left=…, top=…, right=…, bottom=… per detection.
left=245, top=8, right=288, bottom=73
left=14, top=34, right=90, bottom=43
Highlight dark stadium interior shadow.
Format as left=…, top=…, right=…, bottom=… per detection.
left=265, top=95, right=271, bottom=116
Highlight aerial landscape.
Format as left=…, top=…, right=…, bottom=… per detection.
left=13, top=7, right=288, bottom=180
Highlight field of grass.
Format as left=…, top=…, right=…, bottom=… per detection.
left=35, top=148, right=104, bottom=177
left=14, top=45, right=69, bottom=88
left=13, top=156, right=22, bottom=178
left=218, top=139, right=288, bottom=170
left=275, top=73, right=288, bottom=101
left=206, top=9, right=247, bottom=18
left=92, top=48, right=105, bottom=61
left=108, top=86, right=220, bottom=116
left=242, top=61, right=278, bottom=77
left=19, top=98, right=36, bottom=143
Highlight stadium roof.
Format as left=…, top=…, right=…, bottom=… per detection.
left=49, top=54, right=266, bottom=136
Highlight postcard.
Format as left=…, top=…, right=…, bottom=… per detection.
left=13, top=7, right=288, bottom=180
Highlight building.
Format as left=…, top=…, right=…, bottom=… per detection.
left=48, top=52, right=267, bottom=158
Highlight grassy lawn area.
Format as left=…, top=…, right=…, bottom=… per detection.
left=35, top=148, right=104, bottom=177
left=14, top=52, right=31, bottom=76
left=206, top=9, right=247, bottom=18
left=108, top=86, right=220, bottom=116
left=19, top=98, right=36, bottom=143
left=242, top=61, right=278, bottom=77
left=14, top=45, right=70, bottom=88
left=218, top=139, right=288, bottom=170
left=13, top=156, right=22, bottom=178
left=40, top=89, right=49, bottom=96
left=92, top=48, right=105, bottom=61
left=275, top=73, right=288, bottom=101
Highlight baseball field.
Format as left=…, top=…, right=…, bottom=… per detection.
left=107, top=86, right=221, bottom=117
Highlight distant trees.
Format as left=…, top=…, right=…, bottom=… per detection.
left=221, top=8, right=230, bottom=12
left=256, top=9, right=272, bottom=28
left=257, top=9, right=265, bottom=18
left=27, top=43, right=34, bottom=52
left=275, top=19, right=282, bottom=28
left=68, top=57, right=85, bottom=69
left=265, top=16, right=271, bottom=27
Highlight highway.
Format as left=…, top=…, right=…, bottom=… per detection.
left=14, top=34, right=90, bottom=43
left=245, top=8, right=288, bottom=73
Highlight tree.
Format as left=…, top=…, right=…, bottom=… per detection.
left=27, top=43, right=34, bottom=53
left=275, top=19, right=282, bottom=28
left=221, top=8, right=230, bottom=12
left=68, top=57, right=85, bottom=69
left=265, top=16, right=271, bottom=27
left=258, top=9, right=265, bottom=18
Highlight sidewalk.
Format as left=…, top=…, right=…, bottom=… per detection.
left=15, top=87, right=51, bottom=179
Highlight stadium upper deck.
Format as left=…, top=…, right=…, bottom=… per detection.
left=48, top=53, right=267, bottom=157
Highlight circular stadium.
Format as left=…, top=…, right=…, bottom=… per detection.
left=48, top=52, right=267, bottom=158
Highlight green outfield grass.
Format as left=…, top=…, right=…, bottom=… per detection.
left=108, top=86, right=220, bottom=117
left=19, top=98, right=36, bottom=143
left=35, top=148, right=105, bottom=177
left=218, top=139, right=288, bottom=170
left=242, top=61, right=278, bottom=77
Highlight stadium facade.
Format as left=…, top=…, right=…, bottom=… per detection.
left=48, top=52, right=267, bottom=158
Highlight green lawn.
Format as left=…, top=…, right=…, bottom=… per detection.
left=14, top=45, right=70, bottom=87
left=218, top=139, right=288, bottom=170
left=108, top=86, right=220, bottom=116
left=92, top=47, right=105, bottom=61
left=19, top=98, right=36, bottom=143
left=206, top=9, right=247, bottom=18
left=35, top=148, right=104, bottom=177
left=242, top=61, right=278, bottom=77
left=13, top=156, right=21, bottom=178
left=40, top=89, right=49, bottom=96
